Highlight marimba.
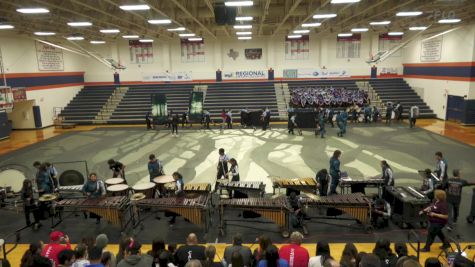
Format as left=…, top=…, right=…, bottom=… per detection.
left=136, top=194, right=210, bottom=232
left=300, top=193, right=373, bottom=231
left=383, top=186, right=429, bottom=228
left=219, top=197, right=290, bottom=237
left=339, top=178, right=385, bottom=195
left=183, top=183, right=211, bottom=194
left=272, top=177, right=317, bottom=195
left=56, top=196, right=134, bottom=231
left=218, top=181, right=266, bottom=197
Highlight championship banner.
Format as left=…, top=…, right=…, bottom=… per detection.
left=181, top=39, right=205, bottom=63
left=285, top=35, right=309, bottom=60
left=337, top=33, right=361, bottom=58
left=129, top=40, right=153, bottom=64
left=142, top=72, right=192, bottom=82
left=295, top=68, right=350, bottom=78
left=223, top=70, right=266, bottom=80
left=35, top=41, right=64, bottom=71
left=189, top=92, right=204, bottom=121
left=151, top=94, right=167, bottom=124
left=379, top=33, right=402, bottom=57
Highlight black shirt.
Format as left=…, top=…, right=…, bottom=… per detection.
left=110, top=162, right=124, bottom=172
left=175, top=245, right=206, bottom=267
left=446, top=178, right=469, bottom=204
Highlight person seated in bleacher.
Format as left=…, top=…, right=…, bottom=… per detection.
left=175, top=234, right=206, bottom=267
left=372, top=239, right=397, bottom=267
left=308, top=241, right=331, bottom=267
left=258, top=245, right=289, bottom=267
left=224, top=233, right=252, bottom=267
left=340, top=243, right=358, bottom=267
left=253, top=235, right=272, bottom=266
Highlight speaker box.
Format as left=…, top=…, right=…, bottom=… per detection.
left=226, top=7, right=237, bottom=25
left=214, top=4, right=227, bottom=25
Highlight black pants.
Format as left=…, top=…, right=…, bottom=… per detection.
left=172, top=124, right=178, bottom=134
left=425, top=222, right=448, bottom=248
left=410, top=118, right=416, bottom=128
left=227, top=120, right=232, bottom=129
left=448, top=202, right=460, bottom=225
left=24, top=205, right=41, bottom=225
left=146, top=119, right=152, bottom=129
left=216, top=164, right=228, bottom=180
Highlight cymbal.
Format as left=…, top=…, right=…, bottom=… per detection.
left=153, top=175, right=175, bottom=184
left=39, top=194, right=57, bottom=202
left=130, top=193, right=146, bottom=201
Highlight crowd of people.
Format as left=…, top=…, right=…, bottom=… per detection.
left=15, top=230, right=474, bottom=267
left=290, top=87, right=370, bottom=108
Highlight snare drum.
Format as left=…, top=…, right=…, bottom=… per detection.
left=0, top=168, right=26, bottom=193
left=107, top=184, right=129, bottom=196
left=132, top=182, right=156, bottom=199
left=105, top=178, right=125, bottom=186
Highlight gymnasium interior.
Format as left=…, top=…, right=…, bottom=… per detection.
left=0, top=0, right=474, bottom=266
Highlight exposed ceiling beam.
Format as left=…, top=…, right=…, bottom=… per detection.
left=258, top=0, right=272, bottom=36
left=272, top=0, right=304, bottom=36
left=168, top=0, right=217, bottom=39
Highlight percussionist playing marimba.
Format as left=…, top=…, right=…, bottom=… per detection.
left=82, top=173, right=106, bottom=224
left=169, top=172, right=185, bottom=225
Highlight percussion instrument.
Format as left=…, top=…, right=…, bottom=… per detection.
left=219, top=197, right=291, bottom=237
left=56, top=196, right=133, bottom=230
left=183, top=183, right=211, bottom=194
left=153, top=175, right=175, bottom=184
left=383, top=186, right=429, bottom=229
left=136, top=194, right=210, bottom=231
left=218, top=181, right=265, bottom=198
left=300, top=193, right=372, bottom=231
left=339, top=178, right=385, bottom=195
left=39, top=194, right=58, bottom=202
left=164, top=182, right=176, bottom=191
left=105, top=178, right=125, bottom=186
left=58, top=185, right=83, bottom=192
left=130, top=193, right=146, bottom=201
left=0, top=168, right=25, bottom=193
left=272, top=177, right=317, bottom=195
left=59, top=170, right=84, bottom=187
left=107, top=184, right=129, bottom=196
left=132, top=182, right=156, bottom=199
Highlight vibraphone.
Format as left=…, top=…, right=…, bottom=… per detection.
left=218, top=181, right=266, bottom=197
left=384, top=186, right=429, bottom=228
left=339, top=178, right=384, bottom=195
left=272, top=177, right=317, bottom=195
left=136, top=194, right=210, bottom=232
left=300, top=193, right=372, bottom=231
left=219, top=197, right=290, bottom=237
left=56, top=196, right=134, bottom=231
left=183, top=183, right=211, bottom=194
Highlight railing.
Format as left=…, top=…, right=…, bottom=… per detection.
left=1, top=225, right=28, bottom=262
left=407, top=230, right=421, bottom=260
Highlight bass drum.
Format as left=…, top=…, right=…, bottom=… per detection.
left=59, top=170, right=85, bottom=186
left=0, top=168, right=26, bottom=193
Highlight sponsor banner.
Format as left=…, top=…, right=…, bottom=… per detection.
left=142, top=72, right=192, bottom=82
left=283, top=69, right=298, bottom=79
left=296, top=69, right=350, bottom=78
left=223, top=70, right=266, bottom=80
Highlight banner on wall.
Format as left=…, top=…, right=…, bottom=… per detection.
left=283, top=69, right=298, bottom=79
left=0, top=87, right=13, bottom=111
left=12, top=87, right=27, bottom=102
left=285, top=35, right=309, bottom=60
left=181, top=39, right=205, bottom=63
left=378, top=34, right=402, bottom=57
left=129, top=40, right=154, bottom=64
left=35, top=41, right=64, bottom=71
left=420, top=34, right=443, bottom=62
left=283, top=69, right=350, bottom=78
left=245, top=48, right=262, bottom=60
left=223, top=70, right=266, bottom=80
left=337, top=34, right=361, bottom=58
left=142, top=72, right=192, bottom=82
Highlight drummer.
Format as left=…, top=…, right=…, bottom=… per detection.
left=35, top=163, right=54, bottom=196
left=21, top=179, right=42, bottom=229
left=108, top=159, right=126, bottom=179
left=82, top=173, right=106, bottom=224
left=148, top=154, right=164, bottom=182
left=169, top=172, right=185, bottom=225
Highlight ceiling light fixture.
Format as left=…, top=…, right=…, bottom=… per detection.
left=67, top=22, right=92, bottom=27
left=293, top=29, right=310, bottom=34
left=287, top=35, right=302, bottom=39
left=338, top=33, right=353, bottom=37
left=188, top=38, right=203, bottom=41
left=100, top=29, right=120, bottom=33
left=225, top=1, right=254, bottom=7
left=238, top=36, right=252, bottom=40
left=369, top=21, right=391, bottom=25
left=388, top=32, right=404, bottom=36
left=34, top=32, right=56, bottom=36
left=0, top=25, right=14, bottom=29
left=236, top=31, right=252, bottom=35
left=122, top=35, right=139, bottom=39
left=179, top=33, right=196, bottom=37
left=119, top=5, right=150, bottom=11
left=236, top=16, right=253, bottom=21
left=139, top=39, right=154, bottom=43
left=66, top=36, right=84, bottom=40
left=167, top=27, right=186, bottom=32
left=90, top=41, right=106, bottom=44
left=233, top=25, right=252, bottom=29
left=438, top=18, right=461, bottom=24
left=396, top=11, right=422, bottom=17
left=302, top=22, right=322, bottom=27
left=16, top=8, right=49, bottom=14
left=409, top=26, right=428, bottom=31
left=351, top=28, right=368, bottom=32
left=313, top=14, right=337, bottom=19
left=148, top=19, right=172, bottom=24
left=331, top=0, right=360, bottom=3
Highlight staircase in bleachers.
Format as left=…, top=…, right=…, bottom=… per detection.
left=108, top=84, right=193, bottom=124
left=369, top=78, right=436, bottom=118
left=204, top=82, right=279, bottom=120
left=59, top=86, right=116, bottom=124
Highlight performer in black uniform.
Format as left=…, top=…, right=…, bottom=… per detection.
left=316, top=169, right=329, bottom=196
left=372, top=198, right=391, bottom=229
left=21, top=179, right=42, bottom=229
left=434, top=151, right=448, bottom=188
left=108, top=159, right=125, bottom=179
left=380, top=160, right=394, bottom=197
left=82, top=173, right=106, bottom=224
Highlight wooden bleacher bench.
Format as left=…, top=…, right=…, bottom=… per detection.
left=54, top=118, right=76, bottom=129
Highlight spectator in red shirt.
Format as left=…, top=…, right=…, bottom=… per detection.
left=41, top=231, right=72, bottom=266
left=420, top=190, right=450, bottom=252
left=279, top=232, right=309, bottom=267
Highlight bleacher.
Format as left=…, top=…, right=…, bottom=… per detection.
left=369, top=79, right=436, bottom=118
left=204, top=82, right=279, bottom=120
left=59, top=86, right=116, bottom=124
left=286, top=79, right=359, bottom=90
left=108, top=84, right=194, bottom=124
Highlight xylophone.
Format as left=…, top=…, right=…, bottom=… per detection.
left=56, top=196, right=134, bottom=230
left=339, top=178, right=385, bottom=195
left=219, top=197, right=291, bottom=237
left=183, top=183, right=211, bottom=194
left=383, top=186, right=429, bottom=228
left=272, top=177, right=317, bottom=195
left=218, top=181, right=266, bottom=197
left=136, top=194, right=210, bottom=231
left=300, top=193, right=372, bottom=231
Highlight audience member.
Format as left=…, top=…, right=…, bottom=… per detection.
left=148, top=238, right=173, bottom=266
left=373, top=239, right=397, bottom=267
left=86, top=246, right=104, bottom=267
left=279, top=232, right=309, bottom=267
left=96, top=234, right=116, bottom=267
left=230, top=251, right=245, bottom=267
left=393, top=243, right=408, bottom=260
left=175, top=233, right=206, bottom=267
left=117, top=236, right=132, bottom=263
left=323, top=259, right=340, bottom=267
left=340, top=243, right=358, bottom=267
left=185, top=260, right=203, bottom=267
left=101, top=252, right=113, bottom=267
left=359, top=254, right=381, bottom=267
left=258, top=245, right=289, bottom=267
left=224, top=233, right=252, bottom=267
left=355, top=253, right=366, bottom=267
left=117, top=239, right=153, bottom=267
left=203, top=245, right=222, bottom=267
left=41, top=231, right=72, bottom=266
left=72, top=244, right=90, bottom=267
left=308, top=241, right=331, bottom=267
left=401, top=258, right=421, bottom=267
left=423, top=258, right=441, bottom=267
left=58, top=249, right=75, bottom=267
left=21, top=242, right=48, bottom=267
left=253, top=235, right=272, bottom=266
